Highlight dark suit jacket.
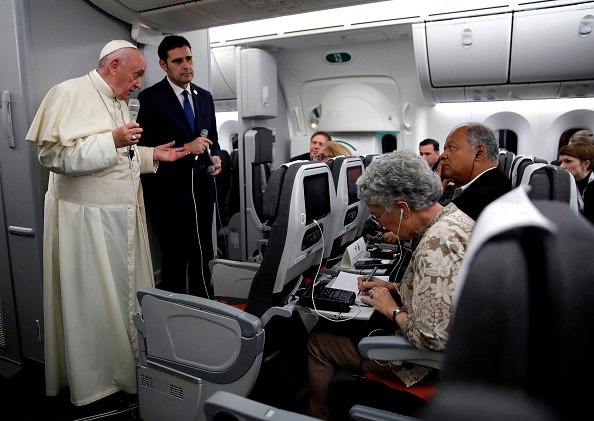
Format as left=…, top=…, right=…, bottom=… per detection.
left=137, top=77, right=220, bottom=209
left=453, top=167, right=511, bottom=220
left=289, top=152, right=311, bottom=162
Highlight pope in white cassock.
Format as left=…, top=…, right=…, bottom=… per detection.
left=25, top=40, right=188, bottom=406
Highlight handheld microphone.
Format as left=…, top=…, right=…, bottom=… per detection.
left=200, top=129, right=216, bottom=174
left=128, top=99, right=140, bottom=160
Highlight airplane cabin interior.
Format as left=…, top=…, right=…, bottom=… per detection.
left=0, top=0, right=593, bottom=420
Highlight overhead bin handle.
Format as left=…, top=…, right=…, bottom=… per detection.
left=579, top=14, right=593, bottom=37
left=1, top=91, right=15, bottom=149
left=461, top=28, right=473, bottom=47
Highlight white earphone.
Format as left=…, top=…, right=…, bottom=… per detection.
left=400, top=207, right=404, bottom=218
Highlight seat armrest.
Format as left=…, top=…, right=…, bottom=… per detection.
left=358, top=336, right=444, bottom=370
left=349, top=404, right=419, bottom=421
left=260, top=301, right=296, bottom=327
left=210, top=259, right=261, bottom=299
left=204, top=390, right=319, bottom=421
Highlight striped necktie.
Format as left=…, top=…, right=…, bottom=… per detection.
left=182, top=90, right=194, bottom=132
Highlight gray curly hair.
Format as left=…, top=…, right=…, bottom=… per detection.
left=357, top=149, right=443, bottom=212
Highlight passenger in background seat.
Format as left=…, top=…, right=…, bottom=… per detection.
left=313, top=141, right=352, bottom=162
left=306, top=149, right=474, bottom=420
left=419, top=138, right=441, bottom=171
left=439, top=122, right=511, bottom=220
left=290, top=131, right=331, bottom=161
left=420, top=138, right=455, bottom=205
left=551, top=130, right=594, bottom=166
left=558, top=142, right=594, bottom=224
left=568, top=129, right=594, bottom=145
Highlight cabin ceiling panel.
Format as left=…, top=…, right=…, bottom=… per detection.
left=118, top=0, right=178, bottom=9
left=305, top=29, right=391, bottom=47
left=139, top=4, right=224, bottom=32
left=214, top=25, right=410, bottom=52
left=88, top=0, right=387, bottom=33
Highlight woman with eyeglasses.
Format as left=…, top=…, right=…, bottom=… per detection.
left=306, top=149, right=475, bottom=420
left=312, top=141, right=352, bottom=162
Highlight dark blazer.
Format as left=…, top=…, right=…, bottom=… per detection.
left=289, top=152, right=311, bottom=162
left=137, top=77, right=220, bottom=204
left=453, top=167, right=511, bottom=220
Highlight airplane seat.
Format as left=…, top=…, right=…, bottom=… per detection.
left=510, top=154, right=548, bottom=188
left=323, top=156, right=366, bottom=265
left=250, top=144, right=274, bottom=225
left=224, top=128, right=275, bottom=262
left=355, top=154, right=381, bottom=239
left=347, top=187, right=594, bottom=421
left=134, top=289, right=265, bottom=421
left=418, top=187, right=594, bottom=421
left=226, top=149, right=240, bottom=226
left=212, top=160, right=336, bottom=304
left=134, top=161, right=338, bottom=421
left=244, top=160, right=337, bottom=317
left=215, top=149, right=233, bottom=258
left=497, top=148, right=515, bottom=178
left=360, top=153, right=380, bottom=169
left=518, top=162, right=579, bottom=212
left=204, top=390, right=318, bottom=421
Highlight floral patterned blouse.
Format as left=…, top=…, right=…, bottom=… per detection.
left=390, top=203, right=474, bottom=386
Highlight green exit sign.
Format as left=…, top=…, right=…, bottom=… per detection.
left=325, top=52, right=352, bottom=64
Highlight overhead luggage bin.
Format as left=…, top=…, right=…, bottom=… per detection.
left=425, top=14, right=512, bottom=87
left=510, top=3, right=594, bottom=83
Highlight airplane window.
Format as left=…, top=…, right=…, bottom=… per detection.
left=382, top=133, right=397, bottom=153
left=496, top=129, right=517, bottom=154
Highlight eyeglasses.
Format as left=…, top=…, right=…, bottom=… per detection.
left=313, top=153, right=333, bottom=161
left=370, top=209, right=387, bottom=226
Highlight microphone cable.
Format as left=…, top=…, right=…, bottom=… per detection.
left=212, top=176, right=229, bottom=260
left=191, top=156, right=211, bottom=300
left=188, top=129, right=222, bottom=299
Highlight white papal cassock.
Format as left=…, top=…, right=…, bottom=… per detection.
left=26, top=71, right=156, bottom=406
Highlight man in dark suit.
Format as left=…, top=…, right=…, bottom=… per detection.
left=440, top=122, right=511, bottom=220
left=137, top=35, right=221, bottom=298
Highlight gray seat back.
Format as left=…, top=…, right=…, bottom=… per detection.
left=519, top=162, right=579, bottom=211
left=246, top=161, right=336, bottom=318
left=510, top=154, right=548, bottom=187
left=422, top=187, right=594, bottom=420
left=498, top=148, right=515, bottom=177
left=135, top=288, right=264, bottom=421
